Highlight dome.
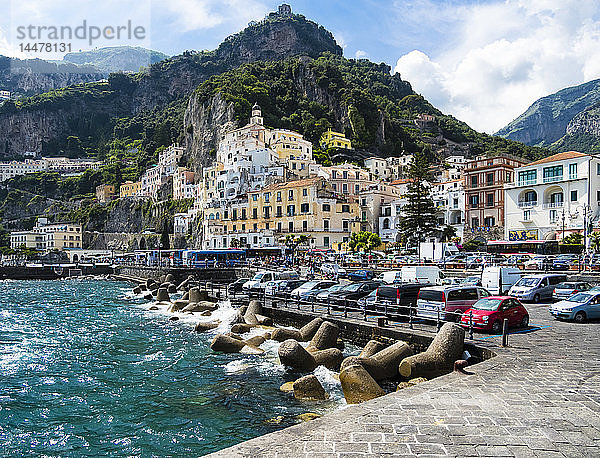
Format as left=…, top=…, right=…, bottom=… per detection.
left=252, top=102, right=261, bottom=111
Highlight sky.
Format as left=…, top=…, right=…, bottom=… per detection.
left=2, top=0, right=600, bottom=134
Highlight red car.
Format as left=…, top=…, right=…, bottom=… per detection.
left=460, top=296, right=529, bottom=334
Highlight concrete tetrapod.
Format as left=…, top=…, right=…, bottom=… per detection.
left=340, top=340, right=412, bottom=381
left=293, top=375, right=329, bottom=401
left=271, top=317, right=324, bottom=342
left=188, top=288, right=209, bottom=304
left=340, top=364, right=386, bottom=404
left=210, top=334, right=263, bottom=354
left=359, top=340, right=386, bottom=358
left=244, top=300, right=262, bottom=325
left=306, top=322, right=339, bottom=352
left=194, top=321, right=220, bottom=333
left=156, top=288, right=170, bottom=302
left=399, top=322, right=465, bottom=379
left=278, top=339, right=343, bottom=372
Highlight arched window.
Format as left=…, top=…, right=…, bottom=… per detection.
left=383, top=218, right=390, bottom=230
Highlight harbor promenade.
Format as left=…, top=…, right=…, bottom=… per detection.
left=209, top=301, right=600, bottom=457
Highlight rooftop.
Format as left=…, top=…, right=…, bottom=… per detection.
left=260, top=177, right=322, bottom=191
left=525, top=151, right=588, bottom=167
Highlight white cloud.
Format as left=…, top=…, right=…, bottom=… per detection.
left=155, top=0, right=269, bottom=32
left=393, top=0, right=600, bottom=133
left=355, top=49, right=367, bottom=59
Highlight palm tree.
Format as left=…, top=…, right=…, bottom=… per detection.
left=439, top=225, right=457, bottom=242
left=285, top=234, right=309, bottom=264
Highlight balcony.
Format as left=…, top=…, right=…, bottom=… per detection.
left=517, top=179, right=537, bottom=186
left=543, top=175, right=563, bottom=183
left=569, top=173, right=578, bottom=180
left=542, top=202, right=564, bottom=209
left=518, top=201, right=537, bottom=208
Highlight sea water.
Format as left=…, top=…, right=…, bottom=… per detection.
left=0, top=279, right=353, bottom=456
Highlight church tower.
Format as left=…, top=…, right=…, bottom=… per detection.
left=250, top=102, right=263, bottom=125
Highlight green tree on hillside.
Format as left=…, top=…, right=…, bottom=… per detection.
left=398, top=149, right=438, bottom=248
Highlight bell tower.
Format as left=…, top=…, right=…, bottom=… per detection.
left=250, top=102, right=263, bottom=125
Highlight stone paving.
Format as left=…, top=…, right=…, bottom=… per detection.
left=208, top=302, right=600, bottom=457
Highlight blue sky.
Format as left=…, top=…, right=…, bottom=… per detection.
left=3, top=0, right=600, bottom=133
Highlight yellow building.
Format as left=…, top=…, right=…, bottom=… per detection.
left=320, top=129, right=352, bottom=150
left=96, top=184, right=115, bottom=203
left=119, top=181, right=142, bottom=198
left=47, top=230, right=82, bottom=250
left=267, top=129, right=316, bottom=178
left=206, top=177, right=360, bottom=250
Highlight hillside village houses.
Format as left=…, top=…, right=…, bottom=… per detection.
left=11, top=96, right=600, bottom=254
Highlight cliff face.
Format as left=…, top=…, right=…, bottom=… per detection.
left=496, top=78, right=600, bottom=147
left=566, top=104, right=600, bottom=137
left=184, top=92, right=236, bottom=171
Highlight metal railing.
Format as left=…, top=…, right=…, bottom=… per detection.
left=226, top=287, right=477, bottom=339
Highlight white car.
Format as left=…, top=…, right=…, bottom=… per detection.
left=290, top=280, right=336, bottom=300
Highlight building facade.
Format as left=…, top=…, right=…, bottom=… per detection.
left=119, top=181, right=142, bottom=198
left=504, top=151, right=600, bottom=243
left=464, top=155, right=528, bottom=241
left=96, top=184, right=116, bottom=203
left=320, top=129, right=352, bottom=150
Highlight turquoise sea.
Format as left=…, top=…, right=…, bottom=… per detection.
left=0, top=279, right=347, bottom=456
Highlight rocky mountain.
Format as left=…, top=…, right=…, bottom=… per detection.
left=0, top=10, right=343, bottom=158
left=0, top=55, right=104, bottom=98
left=550, top=102, right=600, bottom=152
left=62, top=46, right=168, bottom=73
left=496, top=79, right=600, bottom=148
left=0, top=46, right=168, bottom=100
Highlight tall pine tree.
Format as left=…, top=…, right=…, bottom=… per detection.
left=398, top=149, right=438, bottom=247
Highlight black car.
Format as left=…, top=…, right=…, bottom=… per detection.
left=228, top=278, right=249, bottom=295
left=367, top=283, right=432, bottom=319
left=330, top=281, right=381, bottom=308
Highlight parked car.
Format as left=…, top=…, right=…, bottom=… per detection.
left=552, top=254, right=580, bottom=271
left=243, top=270, right=299, bottom=294
left=367, top=283, right=433, bottom=319
left=276, top=279, right=307, bottom=296
left=523, top=255, right=554, bottom=270
left=552, top=282, right=592, bottom=300
left=508, top=274, right=568, bottom=302
left=290, top=280, right=337, bottom=300
left=549, top=291, right=600, bottom=323
left=348, top=269, right=375, bottom=281
left=228, top=277, right=249, bottom=295
left=299, top=281, right=338, bottom=300
left=442, top=277, right=463, bottom=286
left=460, top=296, right=529, bottom=333
left=376, top=270, right=402, bottom=284
left=316, top=283, right=347, bottom=302
left=330, top=281, right=381, bottom=308
left=461, top=275, right=482, bottom=286
left=320, top=263, right=347, bottom=279
left=357, top=289, right=377, bottom=309
left=416, top=285, right=491, bottom=322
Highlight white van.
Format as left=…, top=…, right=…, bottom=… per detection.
left=401, top=266, right=443, bottom=285
left=481, top=267, right=522, bottom=295
left=243, top=270, right=298, bottom=294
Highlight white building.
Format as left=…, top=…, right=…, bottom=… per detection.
left=158, top=145, right=184, bottom=176
left=504, top=151, right=600, bottom=243
left=430, top=179, right=466, bottom=240
left=174, top=213, right=192, bottom=235
left=0, top=159, right=48, bottom=181
left=364, top=157, right=390, bottom=180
